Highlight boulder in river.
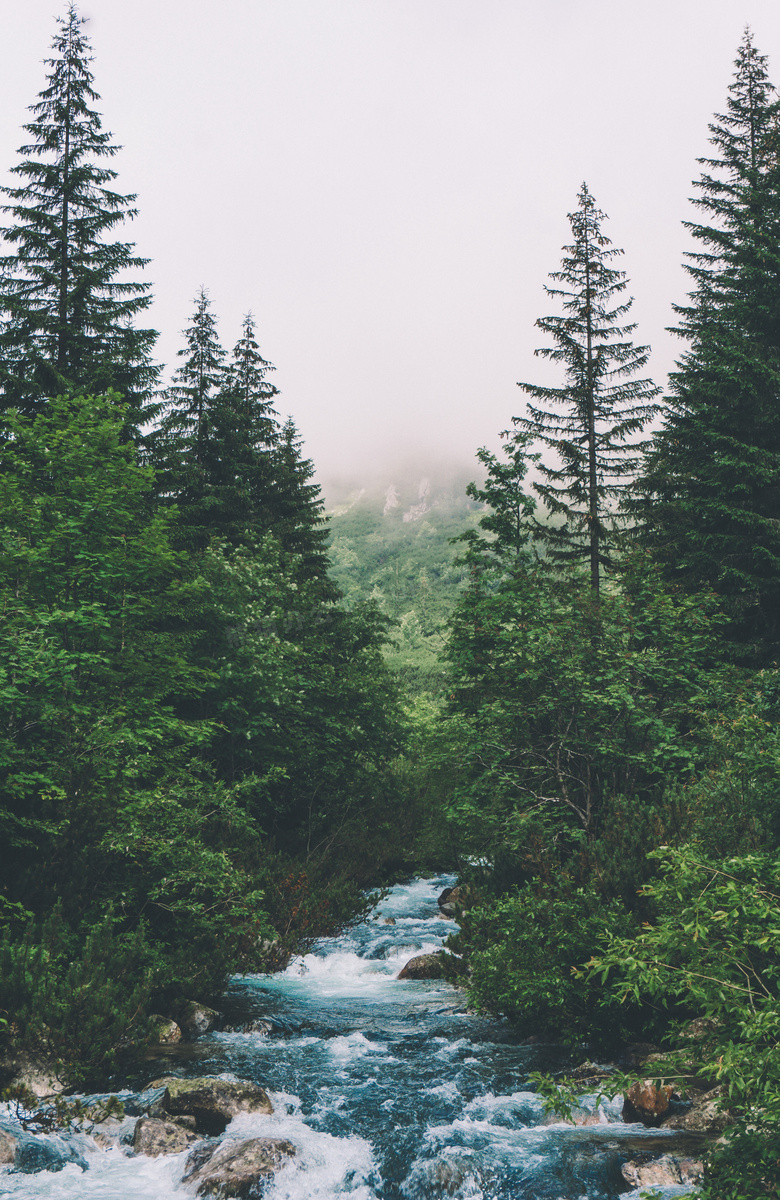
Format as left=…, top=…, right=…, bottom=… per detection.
left=181, top=1136, right=295, bottom=1197
left=146, top=1075, right=273, bottom=1135
left=0, top=1052, right=64, bottom=1098
left=221, top=1019, right=273, bottom=1036
left=0, top=1127, right=18, bottom=1164
left=132, top=1115, right=199, bottom=1156
left=180, top=1001, right=221, bottom=1039
left=621, top=1153, right=703, bottom=1188
left=622, top=1078, right=674, bottom=1126
left=14, top=1131, right=88, bottom=1174
left=178, top=1003, right=218, bottom=1041
left=147, top=1014, right=183, bottom=1045
left=397, top=952, right=446, bottom=980
left=661, top=1084, right=734, bottom=1134
left=437, top=886, right=464, bottom=918
left=568, top=1060, right=613, bottom=1089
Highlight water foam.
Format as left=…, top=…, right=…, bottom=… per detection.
left=228, top=1095, right=380, bottom=1200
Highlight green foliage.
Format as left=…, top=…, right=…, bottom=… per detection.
left=445, top=547, right=723, bottom=871
left=677, top=669, right=780, bottom=856
left=270, top=417, right=336, bottom=591
left=453, top=437, right=538, bottom=568
left=0, top=906, right=151, bottom=1087
left=0, top=387, right=406, bottom=1077
left=449, top=877, right=642, bottom=1045
left=0, top=392, right=210, bottom=909
left=188, top=538, right=402, bottom=850
left=636, top=32, right=780, bottom=663
left=591, top=845, right=780, bottom=1199
left=153, top=287, right=228, bottom=529
left=327, top=466, right=482, bottom=699
left=97, top=781, right=275, bottom=1002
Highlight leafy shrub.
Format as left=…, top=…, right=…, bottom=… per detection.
left=591, top=845, right=780, bottom=1199
left=451, top=878, right=643, bottom=1047
left=0, top=906, right=151, bottom=1087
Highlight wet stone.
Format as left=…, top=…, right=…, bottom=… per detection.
left=621, top=1153, right=703, bottom=1188
left=180, top=1001, right=221, bottom=1039
left=132, top=1115, right=199, bottom=1156
left=397, top=951, right=446, bottom=980
left=181, top=1136, right=296, bottom=1197
left=146, top=1075, right=274, bottom=1135
left=14, top=1131, right=88, bottom=1174
left=0, top=1127, right=18, bottom=1164
left=622, top=1078, right=674, bottom=1126
left=147, top=1014, right=182, bottom=1045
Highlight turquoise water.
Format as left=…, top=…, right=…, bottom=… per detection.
left=0, top=875, right=698, bottom=1199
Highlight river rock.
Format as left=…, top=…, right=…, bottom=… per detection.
left=662, top=1085, right=734, bottom=1134
left=397, top=952, right=446, bottom=980
left=89, top=1119, right=132, bottom=1150
left=1, top=1053, right=64, bottom=1098
left=569, top=1060, right=613, bottom=1089
left=180, top=1001, right=221, bottom=1039
left=132, top=1116, right=199, bottom=1157
left=438, top=886, right=464, bottom=918
left=14, top=1131, right=88, bottom=1174
left=0, top=1127, right=18, bottom=1164
left=148, top=1014, right=183, bottom=1045
left=621, top=1154, right=703, bottom=1188
left=146, top=1075, right=274, bottom=1135
left=622, top=1078, right=674, bottom=1125
left=222, top=1019, right=273, bottom=1036
left=182, top=1136, right=295, bottom=1197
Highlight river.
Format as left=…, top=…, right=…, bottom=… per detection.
left=0, top=875, right=699, bottom=1199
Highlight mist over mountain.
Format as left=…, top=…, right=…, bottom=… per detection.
left=322, top=458, right=486, bottom=694
left=319, top=454, right=485, bottom=517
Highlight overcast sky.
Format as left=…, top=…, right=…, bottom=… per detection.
left=2, top=1, right=780, bottom=482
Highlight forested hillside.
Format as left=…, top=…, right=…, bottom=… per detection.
left=324, top=465, right=483, bottom=693
left=1, top=10, right=780, bottom=1198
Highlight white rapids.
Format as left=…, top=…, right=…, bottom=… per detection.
left=0, top=875, right=701, bottom=1199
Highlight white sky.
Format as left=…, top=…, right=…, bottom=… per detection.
left=2, top=1, right=779, bottom=481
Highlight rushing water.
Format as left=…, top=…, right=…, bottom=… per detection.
left=1, top=875, right=701, bottom=1199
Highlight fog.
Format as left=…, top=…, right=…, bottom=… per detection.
left=2, top=1, right=779, bottom=488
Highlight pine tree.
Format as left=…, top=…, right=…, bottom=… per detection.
left=513, top=184, right=660, bottom=593
left=193, top=313, right=281, bottom=549
left=636, top=31, right=780, bottom=662
left=162, top=287, right=226, bottom=461
left=150, top=288, right=226, bottom=547
left=270, top=416, right=337, bottom=595
left=0, top=4, right=158, bottom=423
left=227, top=311, right=279, bottom=439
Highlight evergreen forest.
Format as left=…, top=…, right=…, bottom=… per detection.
left=2, top=9, right=780, bottom=1197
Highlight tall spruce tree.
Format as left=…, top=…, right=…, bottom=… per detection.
left=270, top=416, right=337, bottom=595
left=193, top=313, right=281, bottom=549
left=151, top=288, right=226, bottom=546
left=0, top=4, right=158, bottom=423
left=162, top=287, right=226, bottom=460
left=513, top=184, right=660, bottom=593
left=228, top=311, right=279, bottom=436
left=636, top=31, right=780, bottom=662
